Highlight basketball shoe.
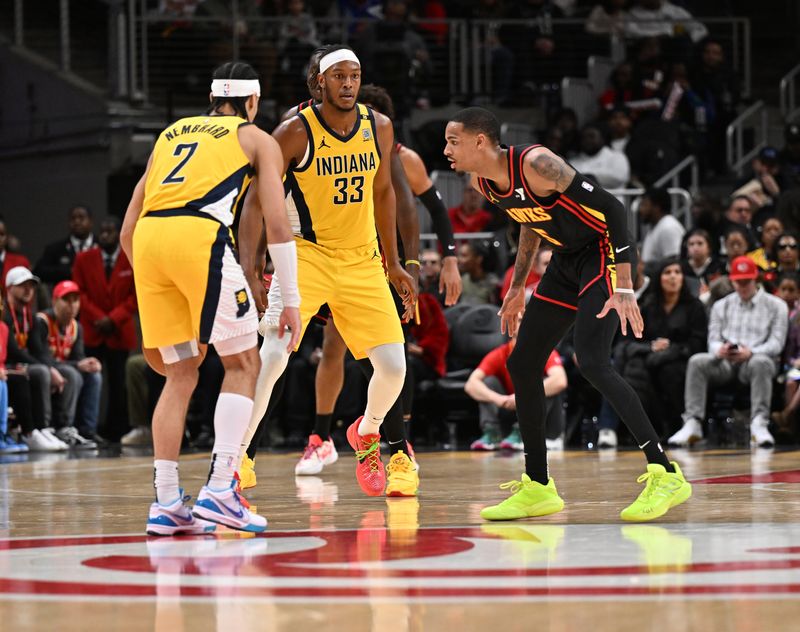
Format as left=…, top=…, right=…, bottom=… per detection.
left=239, top=456, right=257, bottom=489
left=480, top=474, right=564, bottom=521
left=192, top=482, right=268, bottom=532
left=620, top=462, right=692, bottom=522
left=471, top=431, right=501, bottom=451
left=346, top=417, right=385, bottom=496
left=295, top=434, right=339, bottom=476
left=385, top=450, right=419, bottom=497
left=146, top=490, right=217, bottom=536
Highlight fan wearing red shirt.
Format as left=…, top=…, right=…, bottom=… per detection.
left=499, top=245, right=552, bottom=301
left=448, top=181, right=493, bottom=235
left=465, top=338, right=567, bottom=451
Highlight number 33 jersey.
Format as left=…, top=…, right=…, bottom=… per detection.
left=141, top=115, right=254, bottom=227
left=286, top=103, right=381, bottom=249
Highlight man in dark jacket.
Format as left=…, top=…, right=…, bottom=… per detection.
left=34, top=205, right=96, bottom=286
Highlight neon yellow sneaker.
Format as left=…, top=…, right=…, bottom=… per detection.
left=239, top=456, right=257, bottom=490
left=620, top=462, right=692, bottom=522
left=385, top=451, right=419, bottom=497
left=480, top=474, right=564, bottom=521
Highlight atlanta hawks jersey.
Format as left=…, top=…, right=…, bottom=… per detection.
left=476, top=145, right=610, bottom=252
left=142, top=115, right=253, bottom=227
left=285, top=103, right=381, bottom=249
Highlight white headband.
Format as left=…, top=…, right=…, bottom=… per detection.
left=319, top=49, right=361, bottom=74
left=210, top=79, right=261, bottom=97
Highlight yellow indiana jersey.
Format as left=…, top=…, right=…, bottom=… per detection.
left=286, top=103, right=381, bottom=249
left=142, top=115, right=254, bottom=227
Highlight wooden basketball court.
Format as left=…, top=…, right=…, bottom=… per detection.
left=1, top=448, right=799, bottom=631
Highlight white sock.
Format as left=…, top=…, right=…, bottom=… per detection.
left=237, top=328, right=291, bottom=467
left=154, top=459, right=180, bottom=505
left=359, top=410, right=384, bottom=436
left=209, top=392, right=254, bottom=490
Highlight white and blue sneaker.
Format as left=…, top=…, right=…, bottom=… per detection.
left=146, top=491, right=217, bottom=536
left=0, top=433, right=29, bottom=453
left=192, top=482, right=268, bottom=533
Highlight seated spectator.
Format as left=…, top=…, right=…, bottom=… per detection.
left=611, top=258, right=707, bottom=441
left=776, top=271, right=800, bottom=318
left=670, top=256, right=788, bottom=448
left=639, top=187, right=685, bottom=270
left=34, top=205, right=96, bottom=287
left=457, top=242, right=499, bottom=305
left=569, top=125, right=630, bottom=190
left=773, top=276, right=800, bottom=434
left=548, top=108, right=580, bottom=157
left=501, top=0, right=565, bottom=88
left=0, top=218, right=31, bottom=295
left=717, top=195, right=757, bottom=255
left=466, top=337, right=566, bottom=451
left=34, top=281, right=103, bottom=447
left=499, top=245, right=552, bottom=302
left=748, top=217, right=783, bottom=279
left=4, top=267, right=68, bottom=451
left=72, top=217, right=137, bottom=441
left=585, top=0, right=628, bottom=36
left=0, top=294, right=28, bottom=453
left=449, top=182, right=493, bottom=234
left=706, top=226, right=752, bottom=306
left=419, top=248, right=446, bottom=305
left=681, top=228, right=724, bottom=296
left=772, top=233, right=800, bottom=275
left=625, top=0, right=708, bottom=44
left=607, top=106, right=633, bottom=153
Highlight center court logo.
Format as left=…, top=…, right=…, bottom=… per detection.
left=0, top=524, right=798, bottom=601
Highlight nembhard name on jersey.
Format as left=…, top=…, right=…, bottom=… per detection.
left=164, top=123, right=230, bottom=141
left=316, top=152, right=377, bottom=177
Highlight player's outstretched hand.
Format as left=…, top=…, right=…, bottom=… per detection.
left=440, top=256, right=463, bottom=306
left=278, top=306, right=302, bottom=353
left=389, top=263, right=418, bottom=322
left=596, top=291, right=644, bottom=338
left=498, top=286, right=525, bottom=337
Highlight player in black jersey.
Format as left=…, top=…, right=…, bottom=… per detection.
left=444, top=107, right=692, bottom=523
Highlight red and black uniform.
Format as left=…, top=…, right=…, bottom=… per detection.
left=476, top=144, right=635, bottom=310
left=477, top=145, right=670, bottom=484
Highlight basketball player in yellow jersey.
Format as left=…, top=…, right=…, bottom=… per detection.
left=238, top=45, right=418, bottom=497
left=120, top=61, right=301, bottom=535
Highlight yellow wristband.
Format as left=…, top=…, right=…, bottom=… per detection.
left=405, top=259, right=420, bottom=267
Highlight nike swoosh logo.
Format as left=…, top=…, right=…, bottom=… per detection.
left=638, top=440, right=650, bottom=449
left=217, top=499, right=245, bottom=519
left=616, top=245, right=630, bottom=253
left=447, top=245, right=456, bottom=251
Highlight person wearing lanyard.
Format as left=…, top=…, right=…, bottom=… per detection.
left=3, top=266, right=70, bottom=451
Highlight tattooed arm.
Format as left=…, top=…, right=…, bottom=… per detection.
left=511, top=227, right=541, bottom=289
left=522, top=147, right=576, bottom=195
left=499, top=227, right=541, bottom=336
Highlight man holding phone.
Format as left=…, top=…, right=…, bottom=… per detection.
left=671, top=256, right=788, bottom=447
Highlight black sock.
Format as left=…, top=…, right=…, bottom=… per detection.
left=388, top=438, right=405, bottom=456
left=641, top=441, right=674, bottom=472
left=313, top=413, right=333, bottom=440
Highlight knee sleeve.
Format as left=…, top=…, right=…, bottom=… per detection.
left=367, top=343, right=406, bottom=386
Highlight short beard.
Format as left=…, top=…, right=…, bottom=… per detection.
left=323, top=90, right=356, bottom=113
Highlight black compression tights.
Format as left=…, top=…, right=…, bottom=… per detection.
left=508, top=291, right=671, bottom=485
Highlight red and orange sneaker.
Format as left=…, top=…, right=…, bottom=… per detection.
left=233, top=472, right=251, bottom=509
left=346, top=417, right=386, bottom=496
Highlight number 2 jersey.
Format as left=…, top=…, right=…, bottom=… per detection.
left=285, top=103, right=381, bottom=249
left=141, top=115, right=253, bottom=226
left=476, top=144, right=633, bottom=263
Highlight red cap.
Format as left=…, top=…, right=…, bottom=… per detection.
left=728, top=256, right=759, bottom=281
left=53, top=280, right=81, bottom=300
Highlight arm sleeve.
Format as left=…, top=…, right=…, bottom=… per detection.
left=418, top=185, right=456, bottom=255
left=562, top=174, right=633, bottom=263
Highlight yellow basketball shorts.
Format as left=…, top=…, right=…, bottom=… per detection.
left=263, top=237, right=403, bottom=359
left=133, top=213, right=258, bottom=349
